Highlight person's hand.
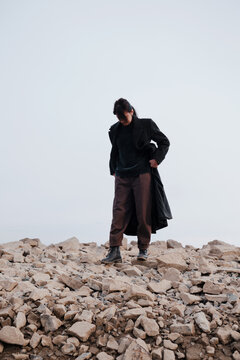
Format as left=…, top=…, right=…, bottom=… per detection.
left=113, top=173, right=115, bottom=177
left=149, top=159, right=158, bottom=168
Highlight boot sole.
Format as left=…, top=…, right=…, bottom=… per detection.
left=137, top=256, right=147, bottom=261
left=101, top=258, right=122, bottom=264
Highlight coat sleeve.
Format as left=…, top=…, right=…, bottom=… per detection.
left=108, top=129, right=118, bottom=175
left=109, top=147, right=118, bottom=175
left=149, top=119, right=170, bottom=165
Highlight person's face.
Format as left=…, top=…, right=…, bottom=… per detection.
left=118, top=109, right=134, bottom=126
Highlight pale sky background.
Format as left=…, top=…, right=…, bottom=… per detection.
left=0, top=0, right=239, bottom=248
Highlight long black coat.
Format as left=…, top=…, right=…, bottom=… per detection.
left=108, top=115, right=172, bottom=234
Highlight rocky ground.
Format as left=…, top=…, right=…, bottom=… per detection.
left=0, top=237, right=239, bottom=360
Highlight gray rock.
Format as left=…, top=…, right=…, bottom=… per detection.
left=40, top=314, right=63, bottom=332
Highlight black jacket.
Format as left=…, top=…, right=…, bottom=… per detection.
left=108, top=115, right=172, bottom=234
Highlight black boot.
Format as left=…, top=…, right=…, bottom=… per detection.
left=137, top=249, right=148, bottom=261
left=101, top=246, right=122, bottom=264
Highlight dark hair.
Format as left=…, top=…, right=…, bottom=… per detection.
left=113, top=98, right=137, bottom=120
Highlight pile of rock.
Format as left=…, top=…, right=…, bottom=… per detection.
left=0, top=237, right=239, bottom=360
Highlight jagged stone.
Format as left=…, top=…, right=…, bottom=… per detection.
left=122, top=339, right=151, bottom=360
left=148, top=279, right=172, bottom=293
left=41, top=335, right=52, bottom=347
left=56, top=237, right=80, bottom=252
left=152, top=347, right=163, bottom=359
left=76, top=353, right=92, bottom=360
left=206, top=346, right=215, bottom=355
left=203, top=280, right=224, bottom=294
left=233, top=351, right=240, bottom=360
left=107, top=335, right=118, bottom=350
left=0, top=326, right=29, bottom=346
left=52, top=335, right=68, bottom=345
left=140, top=316, right=159, bottom=336
left=96, top=352, right=114, bottom=360
left=12, top=354, right=29, bottom=359
left=61, top=343, right=76, bottom=354
left=133, top=327, right=146, bottom=339
left=67, top=321, right=96, bottom=341
left=29, top=288, right=50, bottom=301
left=231, top=330, right=240, bottom=341
left=67, top=336, right=79, bottom=347
left=185, top=344, right=203, bottom=360
left=0, top=279, right=18, bottom=291
left=163, top=339, right=178, bottom=350
left=57, top=295, right=77, bottom=305
left=163, top=349, right=175, bottom=360
left=15, top=312, right=26, bottom=329
left=76, top=310, right=94, bottom=323
left=40, top=314, right=63, bottom=332
left=76, top=285, right=93, bottom=297
left=170, top=322, right=195, bottom=335
left=123, top=266, right=142, bottom=276
left=167, top=239, right=183, bottom=249
left=180, top=292, right=201, bottom=305
left=102, top=277, right=130, bottom=293
left=232, top=301, right=240, bottom=314
left=124, top=284, right=155, bottom=301
left=194, top=311, right=210, bottom=333
left=205, top=293, right=228, bottom=302
left=59, top=273, right=82, bottom=290
left=123, top=308, right=146, bottom=319
left=157, top=252, right=187, bottom=271
left=206, top=240, right=240, bottom=258
left=30, top=332, right=41, bottom=349
left=216, top=326, right=232, bottom=344
left=162, top=268, right=181, bottom=282
left=13, top=253, right=24, bottom=263
left=32, top=273, right=50, bottom=285
left=53, top=304, right=66, bottom=318
left=96, top=305, right=116, bottom=324
left=170, top=304, right=186, bottom=317
left=88, top=278, right=102, bottom=291
left=0, top=306, right=15, bottom=319
left=198, top=256, right=215, bottom=274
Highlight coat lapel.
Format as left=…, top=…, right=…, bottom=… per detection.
left=132, top=116, right=144, bottom=149
left=109, top=116, right=144, bottom=148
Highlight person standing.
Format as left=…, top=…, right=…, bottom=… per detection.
left=101, top=98, right=172, bottom=264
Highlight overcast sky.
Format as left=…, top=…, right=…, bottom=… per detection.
left=0, top=0, right=239, bottom=248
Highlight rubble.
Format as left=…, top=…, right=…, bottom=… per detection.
left=0, top=237, right=239, bottom=359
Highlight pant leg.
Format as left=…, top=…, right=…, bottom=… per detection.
left=109, top=175, right=134, bottom=246
left=132, top=172, right=152, bottom=250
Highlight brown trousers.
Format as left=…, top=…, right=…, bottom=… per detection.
left=109, top=172, right=152, bottom=249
